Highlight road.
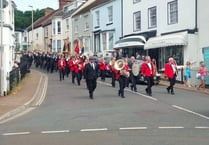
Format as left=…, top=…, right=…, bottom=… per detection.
left=1, top=69, right=209, bottom=145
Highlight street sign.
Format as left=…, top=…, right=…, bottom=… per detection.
left=0, top=0, right=8, bottom=9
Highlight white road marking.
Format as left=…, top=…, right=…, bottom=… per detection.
left=80, top=128, right=108, bottom=132
left=98, top=81, right=158, bottom=101
left=125, top=89, right=158, bottom=101
left=158, top=126, right=184, bottom=129
left=119, top=127, right=148, bottom=130
left=172, top=105, right=209, bottom=120
left=195, top=126, right=209, bottom=129
left=41, top=130, right=70, bottom=134
left=2, top=132, right=30, bottom=136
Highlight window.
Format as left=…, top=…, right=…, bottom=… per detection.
left=168, top=0, right=178, bottom=24
left=66, top=19, right=69, bottom=30
left=57, top=21, right=61, bottom=34
left=85, top=22, right=89, bottom=31
left=148, top=6, right=157, bottom=28
left=45, top=27, right=48, bottom=37
left=95, top=34, right=100, bottom=52
left=52, top=21, right=56, bottom=35
left=95, top=11, right=100, bottom=27
left=36, top=30, right=38, bottom=40
left=84, top=37, right=90, bottom=52
left=109, top=32, right=114, bottom=50
left=133, top=0, right=141, bottom=4
left=57, top=40, right=61, bottom=53
left=107, top=6, right=113, bottom=23
left=102, top=33, right=107, bottom=51
left=52, top=40, right=56, bottom=52
left=133, top=11, right=141, bottom=31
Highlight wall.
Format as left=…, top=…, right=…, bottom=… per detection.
left=123, top=0, right=196, bottom=36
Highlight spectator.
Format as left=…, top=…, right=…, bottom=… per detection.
left=13, top=60, right=19, bottom=69
left=152, top=58, right=158, bottom=76
left=198, top=62, right=209, bottom=92
left=184, top=61, right=191, bottom=87
left=136, top=52, right=140, bottom=60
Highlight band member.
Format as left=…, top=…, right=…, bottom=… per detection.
left=84, top=56, right=98, bottom=99
left=109, top=57, right=116, bottom=87
left=79, top=58, right=85, bottom=81
left=58, top=56, right=66, bottom=81
left=129, top=56, right=138, bottom=92
left=115, top=59, right=130, bottom=98
left=164, top=57, right=178, bottom=95
left=65, top=53, right=71, bottom=77
left=69, top=56, right=75, bottom=83
left=141, top=56, right=154, bottom=96
left=99, top=57, right=107, bottom=81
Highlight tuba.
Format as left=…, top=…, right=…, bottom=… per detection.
left=114, top=59, right=130, bottom=78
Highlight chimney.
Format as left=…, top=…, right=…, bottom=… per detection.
left=59, top=0, right=74, bottom=10
left=45, top=8, right=53, bottom=16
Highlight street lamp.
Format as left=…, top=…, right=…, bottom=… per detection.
left=28, top=5, right=33, bottom=51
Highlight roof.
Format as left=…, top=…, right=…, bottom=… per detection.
left=27, top=9, right=59, bottom=31
left=73, top=0, right=111, bottom=16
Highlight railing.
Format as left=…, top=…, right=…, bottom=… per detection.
left=9, top=68, right=20, bottom=91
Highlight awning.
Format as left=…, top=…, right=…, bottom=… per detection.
left=114, top=35, right=146, bottom=49
left=144, top=32, right=188, bottom=50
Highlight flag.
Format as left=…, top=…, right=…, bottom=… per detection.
left=74, top=39, right=79, bottom=54
left=81, top=41, right=85, bottom=53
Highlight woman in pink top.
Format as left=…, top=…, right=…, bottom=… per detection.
left=198, top=63, right=209, bottom=92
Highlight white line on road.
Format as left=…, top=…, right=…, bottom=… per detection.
left=195, top=126, right=209, bottom=129
left=2, top=132, right=31, bottom=136
left=158, top=126, right=184, bottom=129
left=119, top=127, right=148, bottom=130
left=80, top=128, right=108, bottom=132
left=98, top=81, right=158, bottom=101
left=172, top=105, right=209, bottom=120
left=41, top=130, right=70, bottom=134
left=125, top=89, right=158, bottom=101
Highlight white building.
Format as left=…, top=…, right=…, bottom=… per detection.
left=15, top=30, right=23, bottom=51
left=0, top=0, right=16, bottom=95
left=122, top=0, right=209, bottom=85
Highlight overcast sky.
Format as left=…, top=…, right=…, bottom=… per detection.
left=13, top=0, right=59, bottom=11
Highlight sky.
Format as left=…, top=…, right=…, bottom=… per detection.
left=13, top=0, right=59, bottom=11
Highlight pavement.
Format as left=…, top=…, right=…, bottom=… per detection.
left=0, top=69, right=48, bottom=124
left=0, top=70, right=208, bottom=124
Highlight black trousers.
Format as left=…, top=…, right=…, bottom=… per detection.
left=168, top=75, right=176, bottom=93
left=71, top=71, right=75, bottom=83
left=86, top=79, right=97, bottom=95
left=119, top=76, right=126, bottom=97
left=131, top=75, right=138, bottom=91
left=79, top=70, right=83, bottom=81
left=145, top=76, right=153, bottom=95
left=75, top=72, right=80, bottom=85
left=65, top=67, right=70, bottom=77
left=59, top=69, right=65, bottom=81
left=111, top=71, right=116, bottom=87
left=101, top=70, right=106, bottom=81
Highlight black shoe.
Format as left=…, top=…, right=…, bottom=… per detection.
left=171, top=92, right=175, bottom=95
left=145, top=88, right=148, bottom=94
left=131, top=86, right=133, bottom=91
left=134, top=90, right=137, bottom=92
left=121, top=95, right=125, bottom=98
left=167, top=88, right=170, bottom=93
left=90, top=93, right=93, bottom=99
left=118, top=90, right=121, bottom=96
left=149, top=93, right=152, bottom=96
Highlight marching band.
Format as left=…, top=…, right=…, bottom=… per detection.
left=27, top=50, right=164, bottom=99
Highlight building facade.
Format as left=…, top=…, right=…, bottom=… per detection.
left=0, top=0, right=16, bottom=95
left=92, top=0, right=122, bottom=56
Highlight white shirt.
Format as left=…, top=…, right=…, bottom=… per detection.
left=147, top=63, right=152, bottom=70
left=171, top=64, right=176, bottom=74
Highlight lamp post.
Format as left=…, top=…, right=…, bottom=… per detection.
left=29, top=5, right=33, bottom=51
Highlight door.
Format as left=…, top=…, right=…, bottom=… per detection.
left=203, top=47, right=209, bottom=85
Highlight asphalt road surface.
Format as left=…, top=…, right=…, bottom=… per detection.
left=1, top=69, right=209, bottom=145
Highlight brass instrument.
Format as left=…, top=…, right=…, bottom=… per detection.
left=109, top=59, right=116, bottom=70
left=114, top=59, right=130, bottom=78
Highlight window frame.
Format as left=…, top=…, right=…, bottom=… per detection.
left=107, top=6, right=113, bottom=24
left=167, top=0, right=178, bottom=25
left=148, top=6, right=157, bottom=29
left=133, top=0, right=141, bottom=4
left=95, top=11, right=100, bottom=28
left=57, top=21, right=61, bottom=34
left=133, top=11, right=141, bottom=32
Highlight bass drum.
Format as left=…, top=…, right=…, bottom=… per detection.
left=132, top=60, right=143, bottom=76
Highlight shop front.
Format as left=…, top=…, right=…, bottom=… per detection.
left=144, top=32, right=188, bottom=71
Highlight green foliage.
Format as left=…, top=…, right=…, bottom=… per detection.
left=15, top=8, right=53, bottom=30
